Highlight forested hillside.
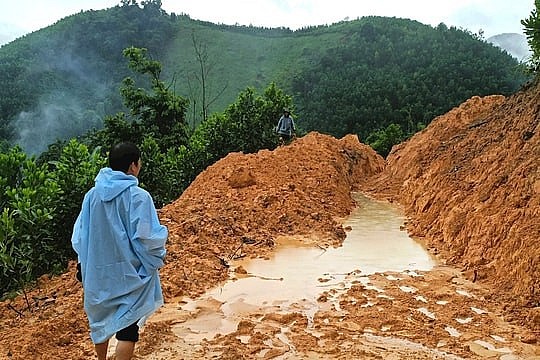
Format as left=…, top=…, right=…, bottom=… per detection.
left=0, top=1, right=527, bottom=154
left=0, top=1, right=176, bottom=153
left=292, top=19, right=525, bottom=144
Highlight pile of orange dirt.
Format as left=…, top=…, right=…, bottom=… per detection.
left=158, top=132, right=385, bottom=299
left=361, top=88, right=540, bottom=329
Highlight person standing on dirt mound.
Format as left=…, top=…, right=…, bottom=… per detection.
left=71, top=142, right=168, bottom=360
left=275, top=108, right=296, bottom=145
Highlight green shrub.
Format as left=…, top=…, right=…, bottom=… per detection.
left=0, top=149, right=60, bottom=296
left=522, top=0, right=540, bottom=73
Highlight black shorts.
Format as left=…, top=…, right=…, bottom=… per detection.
left=116, top=321, right=139, bottom=342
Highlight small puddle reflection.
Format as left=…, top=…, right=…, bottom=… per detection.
left=161, top=193, right=437, bottom=342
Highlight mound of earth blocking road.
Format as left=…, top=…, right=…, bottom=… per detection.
left=158, top=132, right=386, bottom=299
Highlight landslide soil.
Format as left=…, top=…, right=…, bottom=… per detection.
left=1, top=82, right=539, bottom=359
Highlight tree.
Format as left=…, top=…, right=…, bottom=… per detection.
left=191, top=31, right=228, bottom=123
left=366, top=123, right=405, bottom=157
left=50, top=140, right=105, bottom=255
left=84, top=47, right=192, bottom=206
left=117, top=47, right=190, bottom=150
left=522, top=0, right=540, bottom=73
left=0, top=147, right=61, bottom=296
left=121, top=0, right=138, bottom=6
left=187, top=82, right=293, bottom=171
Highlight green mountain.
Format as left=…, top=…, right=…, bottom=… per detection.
left=0, top=1, right=527, bottom=154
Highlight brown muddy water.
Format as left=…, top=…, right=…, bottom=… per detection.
left=149, top=194, right=436, bottom=344
left=206, top=193, right=434, bottom=307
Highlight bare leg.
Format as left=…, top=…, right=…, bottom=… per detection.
left=95, top=340, right=109, bottom=360
left=115, top=340, right=136, bottom=360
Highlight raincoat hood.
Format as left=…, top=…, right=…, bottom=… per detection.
left=94, top=167, right=138, bottom=201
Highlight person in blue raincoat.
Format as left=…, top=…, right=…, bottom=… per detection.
left=72, top=142, right=168, bottom=360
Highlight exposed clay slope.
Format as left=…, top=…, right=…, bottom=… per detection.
left=158, top=132, right=386, bottom=299
left=362, top=91, right=539, bottom=326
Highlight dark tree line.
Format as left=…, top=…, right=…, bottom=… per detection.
left=291, top=17, right=527, bottom=155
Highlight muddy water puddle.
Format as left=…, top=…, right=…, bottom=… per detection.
left=150, top=194, right=436, bottom=342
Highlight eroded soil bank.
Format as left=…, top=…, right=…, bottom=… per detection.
left=0, top=82, right=539, bottom=359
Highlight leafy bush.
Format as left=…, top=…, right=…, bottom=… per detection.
left=139, top=136, right=189, bottom=208
left=366, top=123, right=405, bottom=157
left=0, top=148, right=60, bottom=295
left=0, top=141, right=106, bottom=297
left=188, top=82, right=294, bottom=167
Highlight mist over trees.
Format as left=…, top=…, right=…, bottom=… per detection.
left=488, top=33, right=532, bottom=62
left=0, top=0, right=177, bottom=153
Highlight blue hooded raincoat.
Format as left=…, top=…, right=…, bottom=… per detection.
left=72, top=168, right=168, bottom=344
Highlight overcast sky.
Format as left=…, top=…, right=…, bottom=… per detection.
left=0, top=0, right=534, bottom=46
